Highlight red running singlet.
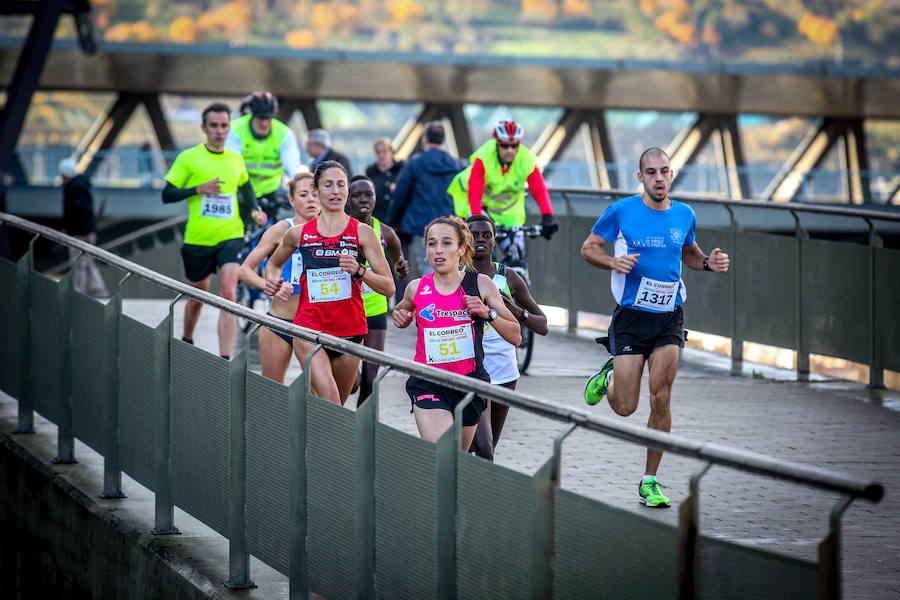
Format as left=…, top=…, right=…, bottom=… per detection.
left=293, top=217, right=367, bottom=337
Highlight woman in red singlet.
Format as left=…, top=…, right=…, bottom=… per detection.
left=266, top=160, right=394, bottom=405
left=393, top=216, right=520, bottom=450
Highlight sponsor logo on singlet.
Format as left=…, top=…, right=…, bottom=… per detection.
left=419, top=304, right=436, bottom=322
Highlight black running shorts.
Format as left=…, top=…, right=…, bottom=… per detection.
left=607, top=305, right=684, bottom=358
left=181, top=238, right=243, bottom=282
left=406, top=373, right=488, bottom=427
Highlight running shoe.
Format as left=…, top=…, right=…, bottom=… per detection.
left=584, top=356, right=614, bottom=406
left=638, top=477, right=670, bottom=507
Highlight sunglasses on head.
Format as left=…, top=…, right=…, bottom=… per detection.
left=498, top=143, right=519, bottom=149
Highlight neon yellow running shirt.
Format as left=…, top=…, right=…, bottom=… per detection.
left=165, top=144, right=250, bottom=246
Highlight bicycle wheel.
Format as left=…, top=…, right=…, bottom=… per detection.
left=516, top=323, right=534, bottom=374
left=236, top=283, right=255, bottom=332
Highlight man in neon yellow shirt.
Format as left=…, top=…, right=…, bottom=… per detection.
left=163, top=102, right=266, bottom=359
left=449, top=119, right=558, bottom=258
left=225, top=91, right=301, bottom=206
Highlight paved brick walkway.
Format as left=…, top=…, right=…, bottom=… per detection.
left=122, top=299, right=900, bottom=598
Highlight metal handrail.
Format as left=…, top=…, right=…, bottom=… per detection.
left=1, top=210, right=883, bottom=503
left=549, top=186, right=900, bottom=222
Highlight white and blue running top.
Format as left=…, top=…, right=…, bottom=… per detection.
left=590, top=194, right=696, bottom=313
left=280, top=218, right=304, bottom=295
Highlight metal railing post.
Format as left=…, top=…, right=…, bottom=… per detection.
left=724, top=206, right=743, bottom=374
left=153, top=294, right=181, bottom=535
left=100, top=272, right=131, bottom=499
left=865, top=219, right=885, bottom=389
left=13, top=236, right=37, bottom=434
left=678, top=462, right=712, bottom=600
left=226, top=334, right=255, bottom=589
left=356, top=366, right=390, bottom=600
left=792, top=211, right=810, bottom=380
left=532, top=423, right=578, bottom=599
left=54, top=265, right=76, bottom=464
left=289, top=344, right=321, bottom=600
left=818, top=495, right=854, bottom=600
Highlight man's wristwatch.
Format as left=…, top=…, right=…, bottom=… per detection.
left=487, top=308, right=498, bottom=322
left=353, top=264, right=366, bottom=280
left=702, top=257, right=713, bottom=272
left=519, top=309, right=530, bottom=322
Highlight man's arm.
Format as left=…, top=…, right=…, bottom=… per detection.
left=467, top=158, right=486, bottom=215
left=237, top=180, right=267, bottom=227
left=526, top=166, right=553, bottom=216
left=162, top=181, right=198, bottom=204
left=382, top=223, right=410, bottom=279
left=581, top=232, right=640, bottom=273
left=682, top=243, right=729, bottom=272
left=504, top=267, right=549, bottom=335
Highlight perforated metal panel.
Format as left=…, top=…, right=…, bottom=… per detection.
left=554, top=488, right=678, bottom=599
left=70, top=292, right=106, bottom=454
left=118, top=315, right=157, bottom=490
left=802, top=239, right=870, bottom=364
left=30, top=272, right=61, bottom=424
left=374, top=424, right=439, bottom=600
left=306, top=396, right=357, bottom=600
left=169, top=340, right=231, bottom=537
left=0, top=258, right=22, bottom=397
left=875, top=247, right=900, bottom=372
left=697, top=535, right=816, bottom=600
left=735, top=232, right=798, bottom=349
left=456, top=454, right=535, bottom=599
left=245, top=371, right=290, bottom=574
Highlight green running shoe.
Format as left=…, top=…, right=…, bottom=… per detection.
left=638, top=477, right=670, bottom=507
left=584, top=356, right=614, bottom=406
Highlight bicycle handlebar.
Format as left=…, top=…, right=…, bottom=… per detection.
left=495, top=224, right=545, bottom=240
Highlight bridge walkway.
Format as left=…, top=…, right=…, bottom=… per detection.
left=118, top=297, right=900, bottom=599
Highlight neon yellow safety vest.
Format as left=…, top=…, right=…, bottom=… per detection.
left=362, top=218, right=389, bottom=317
left=231, top=114, right=290, bottom=197
left=165, top=144, right=249, bottom=246
left=449, top=139, right=538, bottom=227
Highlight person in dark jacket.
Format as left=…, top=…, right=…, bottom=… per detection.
left=386, top=121, right=467, bottom=277
left=364, top=137, right=404, bottom=223
left=59, top=158, right=109, bottom=298
left=306, top=128, right=353, bottom=176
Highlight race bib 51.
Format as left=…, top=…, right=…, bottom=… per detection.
left=423, top=325, right=475, bottom=365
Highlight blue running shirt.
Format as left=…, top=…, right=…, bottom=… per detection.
left=591, top=195, right=696, bottom=312
left=279, top=218, right=304, bottom=295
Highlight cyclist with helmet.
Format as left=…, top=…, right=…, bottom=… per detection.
left=449, top=119, right=558, bottom=259
left=226, top=91, right=302, bottom=207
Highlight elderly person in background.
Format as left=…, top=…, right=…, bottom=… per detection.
left=306, top=128, right=353, bottom=176
left=365, top=137, right=404, bottom=223
left=59, top=158, right=109, bottom=298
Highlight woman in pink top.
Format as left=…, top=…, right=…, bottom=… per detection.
left=393, top=216, right=520, bottom=450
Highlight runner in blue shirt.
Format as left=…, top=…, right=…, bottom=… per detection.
left=580, top=147, right=730, bottom=508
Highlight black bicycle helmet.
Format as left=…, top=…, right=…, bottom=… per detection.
left=248, top=91, right=278, bottom=119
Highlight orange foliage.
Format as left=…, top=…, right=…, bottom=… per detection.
left=563, top=0, right=592, bottom=17
left=388, top=0, right=424, bottom=23
left=311, top=4, right=339, bottom=31
left=169, top=16, right=197, bottom=44
left=104, top=21, right=162, bottom=42
left=285, top=29, right=317, bottom=48
left=95, top=11, right=110, bottom=29
left=640, top=0, right=661, bottom=17
left=194, top=0, right=252, bottom=40
left=651, top=0, right=694, bottom=47
left=797, top=13, right=838, bottom=45
left=521, top=0, right=558, bottom=21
